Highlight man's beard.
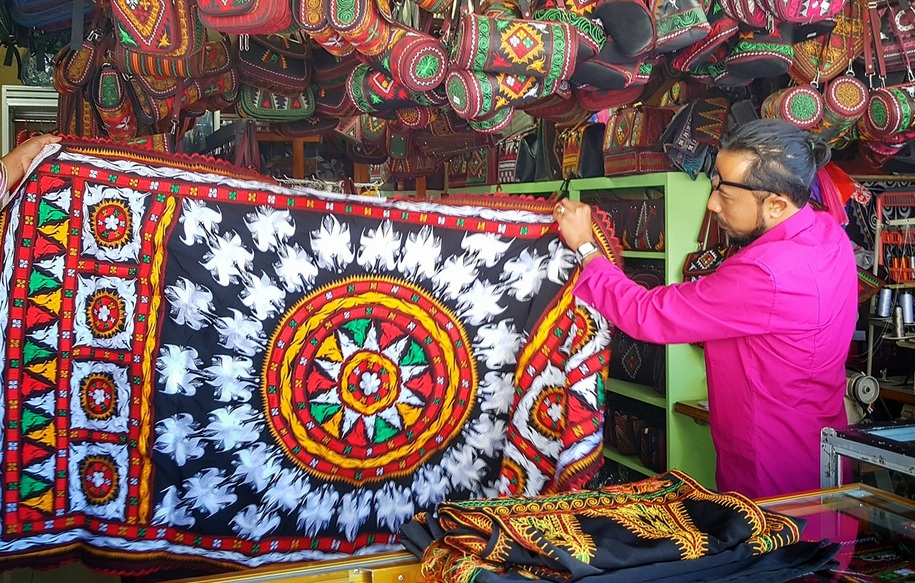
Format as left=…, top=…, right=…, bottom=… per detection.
left=716, top=208, right=766, bottom=249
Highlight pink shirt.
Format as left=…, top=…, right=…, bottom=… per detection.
left=575, top=205, right=857, bottom=499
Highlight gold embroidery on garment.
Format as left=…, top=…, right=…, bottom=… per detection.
left=602, top=501, right=708, bottom=560
left=509, top=513, right=596, bottom=563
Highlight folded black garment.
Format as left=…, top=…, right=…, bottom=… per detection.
left=400, top=470, right=839, bottom=583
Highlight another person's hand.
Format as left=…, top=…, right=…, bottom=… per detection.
left=553, top=199, right=595, bottom=250
left=2, top=134, right=62, bottom=191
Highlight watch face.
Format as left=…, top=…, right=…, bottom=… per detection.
left=577, top=242, right=597, bottom=257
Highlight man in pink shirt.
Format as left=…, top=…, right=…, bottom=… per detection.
left=554, top=119, right=857, bottom=499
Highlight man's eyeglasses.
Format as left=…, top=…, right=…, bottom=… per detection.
left=708, top=168, right=761, bottom=193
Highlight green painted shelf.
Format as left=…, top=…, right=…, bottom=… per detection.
left=602, top=446, right=654, bottom=477
left=621, top=250, right=665, bottom=259
left=606, top=378, right=666, bottom=408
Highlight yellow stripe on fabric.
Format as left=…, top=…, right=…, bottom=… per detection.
left=138, top=195, right=176, bottom=523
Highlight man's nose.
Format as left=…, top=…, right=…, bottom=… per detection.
left=706, top=194, right=720, bottom=214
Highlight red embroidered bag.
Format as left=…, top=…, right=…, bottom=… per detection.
left=109, top=0, right=202, bottom=58
left=197, top=0, right=294, bottom=34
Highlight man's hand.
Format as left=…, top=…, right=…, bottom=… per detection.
left=553, top=199, right=595, bottom=251
left=2, top=134, right=62, bottom=190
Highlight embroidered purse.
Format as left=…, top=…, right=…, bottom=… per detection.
left=724, top=24, right=795, bottom=79
left=445, top=69, right=557, bottom=120
left=197, top=0, right=294, bottom=34
left=813, top=74, right=869, bottom=146
left=682, top=208, right=732, bottom=282
left=608, top=268, right=665, bottom=393
left=451, top=12, right=581, bottom=81
left=602, top=106, right=678, bottom=176
left=790, top=0, right=863, bottom=84
left=670, top=0, right=739, bottom=73
left=651, top=0, right=711, bottom=53
left=559, top=122, right=605, bottom=179
left=89, top=64, right=137, bottom=141
left=236, top=85, right=316, bottom=122
left=761, top=84, right=825, bottom=130
left=110, top=0, right=202, bottom=58
left=113, top=39, right=231, bottom=80
left=347, top=64, right=435, bottom=114
left=238, top=35, right=312, bottom=95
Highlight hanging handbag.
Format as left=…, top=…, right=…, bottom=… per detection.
left=861, top=0, right=915, bottom=72
left=682, top=208, right=733, bottom=282
left=670, top=0, right=739, bottom=73
left=197, top=0, right=294, bottom=34
left=602, top=106, right=678, bottom=176
left=451, top=12, right=582, bottom=81
left=724, top=23, right=795, bottom=79
left=534, top=117, right=562, bottom=182
left=236, top=84, right=316, bottom=122
left=651, top=0, right=712, bottom=53
left=238, top=34, right=312, bottom=95
left=445, top=69, right=558, bottom=120
left=558, top=122, right=606, bottom=178
left=593, top=0, right=656, bottom=58
left=113, top=38, right=231, bottom=80
left=110, top=0, right=202, bottom=58
left=790, top=0, right=864, bottom=84
left=513, top=129, right=537, bottom=183
left=759, top=0, right=847, bottom=23
left=761, top=84, right=825, bottom=130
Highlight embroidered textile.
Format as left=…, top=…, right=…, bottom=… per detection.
left=401, top=470, right=840, bottom=583
left=0, top=140, right=620, bottom=574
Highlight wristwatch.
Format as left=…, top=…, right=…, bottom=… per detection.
left=576, top=241, right=600, bottom=264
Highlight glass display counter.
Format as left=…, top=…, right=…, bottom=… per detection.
left=170, top=484, right=915, bottom=583
left=760, top=484, right=915, bottom=582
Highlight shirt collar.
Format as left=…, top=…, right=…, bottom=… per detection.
left=747, top=204, right=815, bottom=247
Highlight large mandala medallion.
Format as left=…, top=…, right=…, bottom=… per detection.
left=263, top=278, right=477, bottom=485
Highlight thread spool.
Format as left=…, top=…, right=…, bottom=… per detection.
left=903, top=293, right=915, bottom=325
left=894, top=305, right=906, bottom=338
left=878, top=288, right=894, bottom=318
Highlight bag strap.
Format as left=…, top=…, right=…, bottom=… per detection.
left=696, top=208, right=729, bottom=248
left=887, top=0, right=915, bottom=79
left=864, top=0, right=889, bottom=84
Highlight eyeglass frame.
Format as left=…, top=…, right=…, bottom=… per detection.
left=707, top=167, right=765, bottom=193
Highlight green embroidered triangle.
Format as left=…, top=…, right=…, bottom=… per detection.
left=311, top=403, right=341, bottom=425
left=22, top=340, right=55, bottom=367
left=341, top=319, right=370, bottom=347
left=374, top=416, right=398, bottom=443
left=28, top=269, right=61, bottom=296
left=37, top=199, right=68, bottom=227
left=401, top=340, right=427, bottom=367
left=20, top=408, right=52, bottom=435
left=19, top=473, right=52, bottom=499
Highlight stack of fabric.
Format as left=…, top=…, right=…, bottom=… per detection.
left=401, top=470, right=839, bottom=583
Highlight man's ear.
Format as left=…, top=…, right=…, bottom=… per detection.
left=766, top=194, right=790, bottom=219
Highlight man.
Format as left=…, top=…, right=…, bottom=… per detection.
left=0, top=133, right=61, bottom=201
left=554, top=119, right=857, bottom=498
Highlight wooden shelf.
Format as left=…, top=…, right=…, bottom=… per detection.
left=606, top=378, right=666, bottom=408
left=674, top=400, right=709, bottom=425
left=602, top=446, right=654, bottom=476
left=621, top=250, right=665, bottom=259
